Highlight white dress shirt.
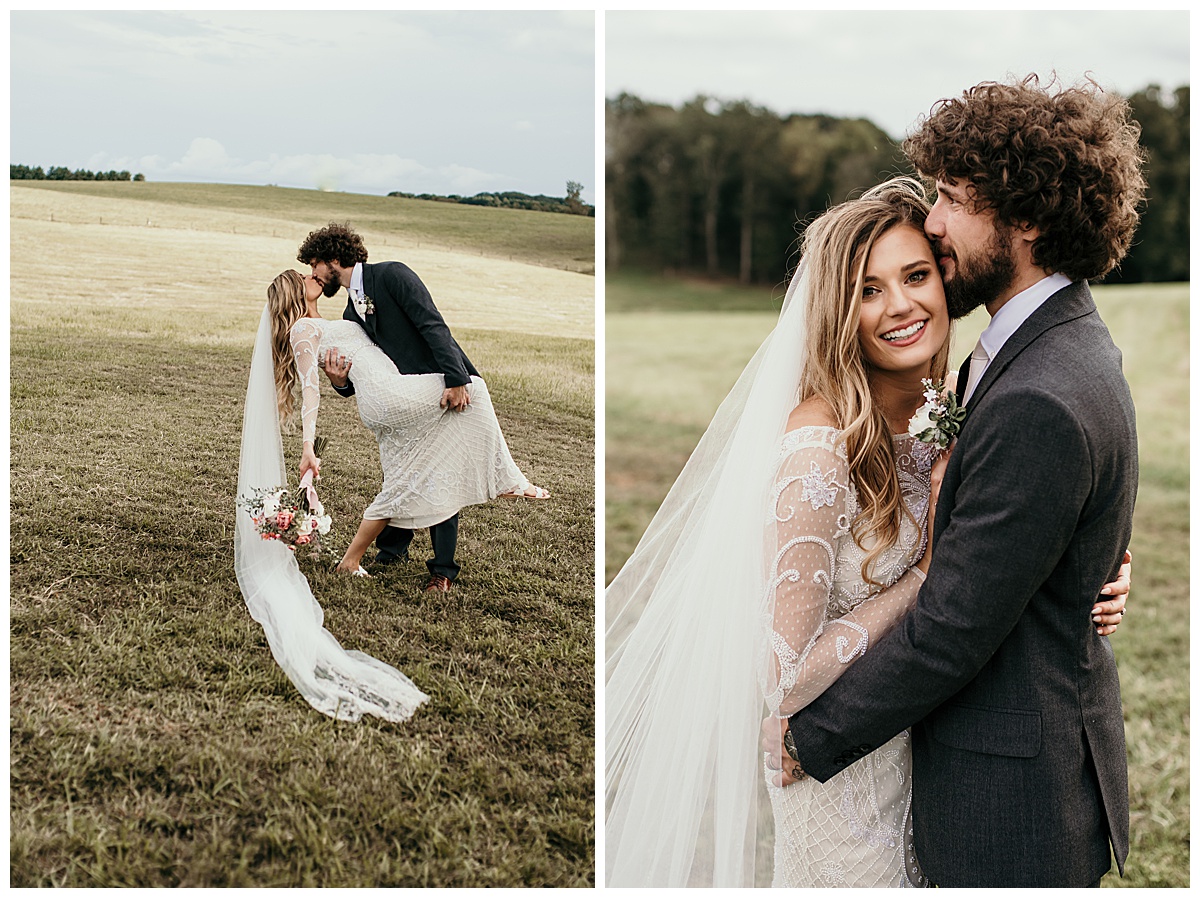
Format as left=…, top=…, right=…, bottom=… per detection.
left=347, top=262, right=369, bottom=319
left=961, top=272, right=1072, bottom=404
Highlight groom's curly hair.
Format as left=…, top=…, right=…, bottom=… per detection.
left=903, top=74, right=1147, bottom=281
left=297, top=222, right=369, bottom=267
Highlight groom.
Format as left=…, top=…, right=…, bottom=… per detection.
left=774, top=77, right=1145, bottom=886
left=297, top=222, right=480, bottom=593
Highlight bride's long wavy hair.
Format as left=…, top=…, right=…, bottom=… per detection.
left=266, top=270, right=308, bottom=427
left=797, top=177, right=951, bottom=584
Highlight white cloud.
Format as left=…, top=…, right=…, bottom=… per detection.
left=93, top=138, right=510, bottom=198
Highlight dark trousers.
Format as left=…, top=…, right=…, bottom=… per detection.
left=375, top=514, right=460, bottom=581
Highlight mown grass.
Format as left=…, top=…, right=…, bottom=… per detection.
left=11, top=192, right=595, bottom=886
left=604, top=272, right=1188, bottom=887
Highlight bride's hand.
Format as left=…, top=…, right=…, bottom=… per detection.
left=300, top=444, right=320, bottom=480
left=1092, top=550, right=1132, bottom=636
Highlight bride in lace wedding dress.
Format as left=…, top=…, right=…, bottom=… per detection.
left=605, top=178, right=1127, bottom=886
left=233, top=270, right=544, bottom=723
left=269, top=270, right=545, bottom=576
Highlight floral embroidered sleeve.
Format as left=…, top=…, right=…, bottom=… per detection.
left=765, top=429, right=926, bottom=717
left=289, top=319, right=322, bottom=446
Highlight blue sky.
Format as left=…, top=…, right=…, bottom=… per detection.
left=11, top=10, right=595, bottom=201
left=607, top=10, right=1189, bottom=139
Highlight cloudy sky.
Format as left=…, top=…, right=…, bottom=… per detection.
left=607, top=11, right=1189, bottom=138
left=11, top=11, right=595, bottom=200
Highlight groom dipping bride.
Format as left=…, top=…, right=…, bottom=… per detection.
left=287, top=223, right=549, bottom=592
left=234, top=224, right=550, bottom=723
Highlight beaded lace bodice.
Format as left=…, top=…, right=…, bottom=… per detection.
left=765, top=425, right=936, bottom=717
left=290, top=318, right=399, bottom=444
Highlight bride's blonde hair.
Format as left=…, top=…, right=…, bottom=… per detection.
left=797, top=177, right=951, bottom=584
left=266, top=270, right=308, bottom=426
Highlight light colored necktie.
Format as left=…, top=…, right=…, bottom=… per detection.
left=961, top=337, right=990, bottom=405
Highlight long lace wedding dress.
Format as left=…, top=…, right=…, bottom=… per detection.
left=235, top=308, right=428, bottom=723
left=290, top=318, right=533, bottom=527
left=765, top=425, right=934, bottom=888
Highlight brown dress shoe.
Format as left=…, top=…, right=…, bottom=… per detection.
left=424, top=574, right=452, bottom=593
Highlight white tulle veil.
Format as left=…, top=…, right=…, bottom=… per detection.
left=234, top=305, right=428, bottom=723
left=605, top=256, right=813, bottom=886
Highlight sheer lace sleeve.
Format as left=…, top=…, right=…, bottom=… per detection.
left=765, top=431, right=926, bottom=717
left=289, top=319, right=322, bottom=445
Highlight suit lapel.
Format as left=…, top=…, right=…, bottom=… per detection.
left=956, top=351, right=974, bottom=408
left=964, top=280, right=1096, bottom=411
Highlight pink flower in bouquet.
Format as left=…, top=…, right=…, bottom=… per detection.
left=295, top=534, right=312, bottom=545
left=276, top=510, right=294, bottom=530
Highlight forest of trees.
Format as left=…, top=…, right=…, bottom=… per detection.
left=389, top=181, right=594, bottom=216
left=606, top=85, right=1189, bottom=285
left=11, top=164, right=143, bottom=181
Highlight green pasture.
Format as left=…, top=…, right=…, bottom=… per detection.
left=10, top=186, right=595, bottom=886
left=605, top=273, right=1189, bottom=887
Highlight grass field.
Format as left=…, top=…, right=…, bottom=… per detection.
left=605, top=272, right=1189, bottom=887
left=11, top=184, right=595, bottom=886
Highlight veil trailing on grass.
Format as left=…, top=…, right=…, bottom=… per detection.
left=234, top=305, right=428, bottom=723
left=605, top=259, right=812, bottom=885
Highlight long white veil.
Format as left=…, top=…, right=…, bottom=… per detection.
left=605, top=261, right=811, bottom=886
left=234, top=305, right=429, bottom=723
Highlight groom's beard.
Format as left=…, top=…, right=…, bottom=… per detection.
left=939, top=227, right=1017, bottom=320
left=321, top=276, right=342, bottom=298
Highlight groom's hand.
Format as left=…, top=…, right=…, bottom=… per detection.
left=320, top=349, right=352, bottom=389
left=440, top=385, right=471, bottom=412
left=761, top=716, right=806, bottom=787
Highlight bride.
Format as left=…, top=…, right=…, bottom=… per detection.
left=604, top=178, right=1128, bottom=886
left=233, top=269, right=545, bottom=723
left=267, top=269, right=547, bottom=576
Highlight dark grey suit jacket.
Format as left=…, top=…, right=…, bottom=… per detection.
left=787, top=281, right=1137, bottom=886
left=335, top=261, right=478, bottom=398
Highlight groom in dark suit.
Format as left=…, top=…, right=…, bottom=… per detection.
left=298, top=222, right=479, bottom=593
left=774, top=77, right=1146, bottom=886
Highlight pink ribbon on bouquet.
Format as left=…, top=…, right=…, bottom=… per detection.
left=299, top=468, right=320, bottom=511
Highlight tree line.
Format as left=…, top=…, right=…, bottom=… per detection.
left=11, top=164, right=144, bottom=182
left=389, top=180, right=594, bottom=217
left=606, top=85, right=1188, bottom=285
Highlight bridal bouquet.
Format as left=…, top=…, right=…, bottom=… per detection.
left=907, top=379, right=966, bottom=449
left=238, top=438, right=333, bottom=551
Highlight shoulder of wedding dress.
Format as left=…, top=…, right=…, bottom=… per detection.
left=779, top=424, right=846, bottom=460
left=290, top=317, right=325, bottom=335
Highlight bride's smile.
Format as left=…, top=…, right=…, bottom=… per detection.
left=857, top=224, right=949, bottom=377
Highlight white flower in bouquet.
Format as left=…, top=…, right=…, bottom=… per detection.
left=297, top=516, right=314, bottom=537
left=316, top=514, right=332, bottom=535
left=261, top=493, right=280, bottom=518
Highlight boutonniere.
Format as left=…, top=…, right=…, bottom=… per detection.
left=361, top=294, right=375, bottom=316
left=907, top=378, right=966, bottom=449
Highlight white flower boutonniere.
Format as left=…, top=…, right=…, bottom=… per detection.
left=907, top=379, right=966, bottom=449
left=361, top=294, right=375, bottom=316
